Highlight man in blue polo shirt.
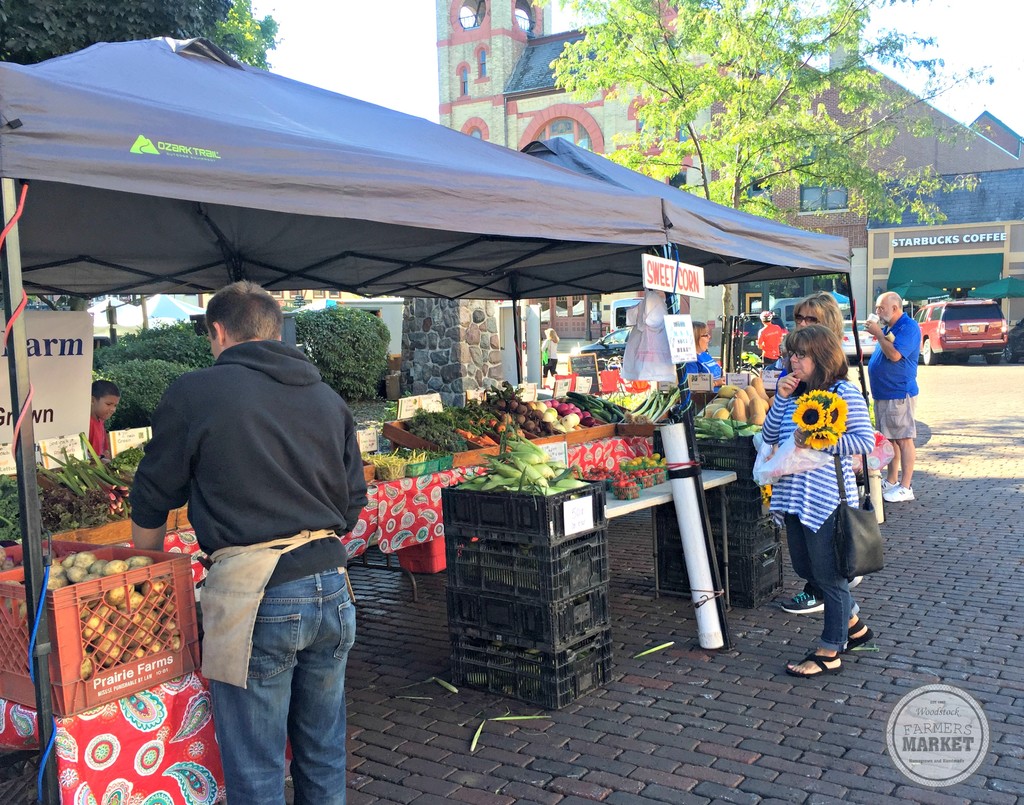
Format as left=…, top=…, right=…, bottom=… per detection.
left=865, top=292, right=921, bottom=502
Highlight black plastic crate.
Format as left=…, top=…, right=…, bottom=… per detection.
left=717, top=483, right=767, bottom=522
left=446, top=584, right=610, bottom=649
left=442, top=483, right=607, bottom=545
left=696, top=436, right=758, bottom=477
left=727, top=542, right=784, bottom=608
left=450, top=628, right=613, bottom=709
left=445, top=528, right=609, bottom=602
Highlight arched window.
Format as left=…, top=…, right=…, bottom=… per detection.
left=468, top=128, right=483, bottom=139
left=478, top=49, right=487, bottom=78
left=459, top=67, right=469, bottom=97
left=515, top=1, right=534, bottom=33
left=540, top=118, right=591, bottom=150
left=459, top=1, right=484, bottom=29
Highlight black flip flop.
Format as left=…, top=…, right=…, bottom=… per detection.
left=785, top=652, right=842, bottom=678
left=845, top=620, right=875, bottom=652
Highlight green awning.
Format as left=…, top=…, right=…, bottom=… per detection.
left=888, top=253, right=1003, bottom=292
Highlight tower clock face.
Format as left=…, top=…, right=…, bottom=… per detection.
left=459, top=1, right=484, bottom=29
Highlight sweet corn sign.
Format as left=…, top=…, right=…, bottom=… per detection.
left=642, top=254, right=706, bottom=299
left=0, top=311, right=92, bottom=443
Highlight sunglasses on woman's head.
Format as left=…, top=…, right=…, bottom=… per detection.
left=794, top=314, right=818, bottom=324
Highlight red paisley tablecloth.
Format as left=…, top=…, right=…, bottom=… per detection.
left=0, top=672, right=224, bottom=805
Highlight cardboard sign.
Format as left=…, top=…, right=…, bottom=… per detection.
left=396, top=393, right=443, bottom=420
left=356, top=428, right=379, bottom=454
left=552, top=377, right=572, bottom=398
left=0, top=311, right=93, bottom=442
left=686, top=374, right=713, bottom=392
left=725, top=372, right=751, bottom=388
left=538, top=440, right=568, bottom=466
left=39, top=434, right=85, bottom=469
left=664, top=314, right=698, bottom=363
left=562, top=495, right=595, bottom=537
left=109, top=427, right=151, bottom=457
left=519, top=383, right=538, bottom=402
left=641, top=254, right=706, bottom=299
left=760, top=369, right=781, bottom=391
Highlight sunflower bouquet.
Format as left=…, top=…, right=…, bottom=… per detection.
left=792, top=390, right=848, bottom=450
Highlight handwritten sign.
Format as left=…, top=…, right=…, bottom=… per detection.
left=725, top=372, right=751, bottom=389
left=396, top=393, right=444, bottom=420
left=39, top=434, right=85, bottom=469
left=539, top=440, right=568, bottom=466
left=664, top=314, right=697, bottom=364
left=0, top=444, right=16, bottom=475
left=109, top=427, right=151, bottom=457
left=568, top=354, right=599, bottom=392
left=641, top=254, right=706, bottom=299
left=562, top=495, right=595, bottom=537
left=464, top=388, right=485, bottom=403
left=687, top=374, right=713, bottom=392
left=552, top=377, right=572, bottom=398
left=356, top=428, right=379, bottom=454
left=575, top=376, right=593, bottom=394
left=760, top=369, right=781, bottom=391
left=518, top=383, right=538, bottom=402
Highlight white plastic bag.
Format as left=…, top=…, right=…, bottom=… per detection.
left=752, top=434, right=831, bottom=486
left=621, top=290, right=676, bottom=382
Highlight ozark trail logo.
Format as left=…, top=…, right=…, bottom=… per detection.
left=128, top=134, right=220, bottom=161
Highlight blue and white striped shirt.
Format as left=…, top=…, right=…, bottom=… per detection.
left=761, top=380, right=875, bottom=532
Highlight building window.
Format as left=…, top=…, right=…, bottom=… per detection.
left=540, top=118, right=591, bottom=150
left=459, top=67, right=469, bottom=97
left=478, top=49, right=487, bottom=78
left=468, top=128, right=483, bottom=139
left=328, top=290, right=342, bottom=298
left=555, top=296, right=569, bottom=317
left=514, top=1, right=534, bottom=33
left=800, top=185, right=848, bottom=212
left=459, top=1, right=484, bottom=29
left=312, top=290, right=325, bottom=298
left=269, top=290, right=283, bottom=298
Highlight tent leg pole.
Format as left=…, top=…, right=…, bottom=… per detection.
left=2, top=177, right=60, bottom=805
left=511, top=297, right=523, bottom=385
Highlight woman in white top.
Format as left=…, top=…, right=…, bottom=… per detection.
left=542, top=328, right=560, bottom=382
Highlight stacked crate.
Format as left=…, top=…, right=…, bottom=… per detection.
left=441, top=483, right=613, bottom=709
left=658, top=435, right=782, bottom=607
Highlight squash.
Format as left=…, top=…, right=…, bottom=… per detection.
left=747, top=396, right=767, bottom=426
left=749, top=376, right=769, bottom=402
left=716, top=385, right=740, bottom=399
left=731, top=397, right=748, bottom=424
left=712, top=407, right=731, bottom=420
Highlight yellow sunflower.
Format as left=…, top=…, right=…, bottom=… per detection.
left=805, top=429, right=840, bottom=450
left=826, top=396, right=848, bottom=433
left=793, top=399, right=826, bottom=431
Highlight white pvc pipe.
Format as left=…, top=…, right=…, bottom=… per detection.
left=660, top=423, right=725, bottom=649
left=868, top=468, right=885, bottom=524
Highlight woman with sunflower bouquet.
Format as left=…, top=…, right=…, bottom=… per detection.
left=763, top=325, right=875, bottom=678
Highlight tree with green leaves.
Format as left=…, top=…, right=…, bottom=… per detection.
left=0, top=0, right=275, bottom=69
left=552, top=0, right=980, bottom=225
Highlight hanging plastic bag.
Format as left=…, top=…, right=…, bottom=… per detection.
left=752, top=434, right=832, bottom=486
left=621, top=290, right=676, bottom=382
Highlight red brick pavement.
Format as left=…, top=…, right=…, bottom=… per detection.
left=4, top=363, right=1022, bottom=804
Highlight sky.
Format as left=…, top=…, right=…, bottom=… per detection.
left=249, top=0, right=1024, bottom=137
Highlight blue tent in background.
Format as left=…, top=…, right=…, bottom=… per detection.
left=145, top=294, right=205, bottom=323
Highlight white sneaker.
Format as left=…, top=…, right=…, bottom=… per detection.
left=849, top=576, right=863, bottom=589
left=883, top=485, right=915, bottom=503
left=880, top=479, right=898, bottom=493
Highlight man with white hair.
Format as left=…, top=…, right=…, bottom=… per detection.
left=864, top=292, right=920, bottom=502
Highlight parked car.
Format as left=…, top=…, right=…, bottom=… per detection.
left=841, top=321, right=877, bottom=361
left=576, top=326, right=631, bottom=370
left=1005, top=318, right=1024, bottom=363
left=915, top=298, right=1007, bottom=365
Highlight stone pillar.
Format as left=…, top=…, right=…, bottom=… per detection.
left=401, top=298, right=502, bottom=406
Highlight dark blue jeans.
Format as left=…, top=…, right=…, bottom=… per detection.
left=784, top=513, right=857, bottom=652
left=209, top=568, right=356, bottom=805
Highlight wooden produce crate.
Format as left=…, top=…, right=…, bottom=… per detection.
left=0, top=543, right=199, bottom=716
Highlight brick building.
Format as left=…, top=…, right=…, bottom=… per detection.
left=436, top=0, right=1022, bottom=323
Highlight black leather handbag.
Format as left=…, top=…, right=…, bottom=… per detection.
left=832, top=456, right=884, bottom=580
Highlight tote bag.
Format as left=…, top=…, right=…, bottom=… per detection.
left=832, top=456, right=884, bottom=580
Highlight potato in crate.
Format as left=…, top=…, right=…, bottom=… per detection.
left=0, top=542, right=199, bottom=716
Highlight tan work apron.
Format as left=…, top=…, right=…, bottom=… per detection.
left=200, top=530, right=338, bottom=689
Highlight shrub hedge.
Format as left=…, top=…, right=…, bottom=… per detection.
left=101, top=359, right=190, bottom=430
left=94, top=322, right=214, bottom=372
left=295, top=306, right=389, bottom=401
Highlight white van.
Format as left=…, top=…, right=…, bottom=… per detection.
left=610, top=297, right=641, bottom=329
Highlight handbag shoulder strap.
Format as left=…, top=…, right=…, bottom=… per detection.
left=833, top=454, right=849, bottom=503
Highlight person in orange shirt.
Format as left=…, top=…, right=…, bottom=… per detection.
left=756, top=311, right=786, bottom=362
left=88, top=380, right=120, bottom=461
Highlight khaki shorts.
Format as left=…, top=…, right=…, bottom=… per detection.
left=876, top=395, right=917, bottom=440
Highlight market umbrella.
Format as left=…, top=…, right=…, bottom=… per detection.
left=887, top=280, right=946, bottom=301
left=967, top=276, right=1024, bottom=299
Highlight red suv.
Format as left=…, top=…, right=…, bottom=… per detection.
left=915, top=299, right=1007, bottom=365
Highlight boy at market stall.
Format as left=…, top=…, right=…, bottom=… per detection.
left=130, top=281, right=367, bottom=805
left=88, top=380, right=120, bottom=460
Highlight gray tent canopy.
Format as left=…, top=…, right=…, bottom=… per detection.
left=0, top=38, right=848, bottom=302
left=523, top=138, right=850, bottom=285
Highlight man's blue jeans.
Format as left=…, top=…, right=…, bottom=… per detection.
left=208, top=568, right=356, bottom=805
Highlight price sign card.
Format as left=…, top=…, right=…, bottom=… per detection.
left=39, top=434, right=85, bottom=469
left=464, top=388, right=485, bottom=403
left=538, top=440, right=568, bottom=466
left=687, top=374, right=712, bottom=392
left=562, top=494, right=595, bottom=537
left=0, top=443, right=16, bottom=475
left=575, top=376, right=593, bottom=394
left=519, top=383, right=538, bottom=402
left=725, top=372, right=751, bottom=388
left=760, top=369, right=781, bottom=391
left=396, top=393, right=444, bottom=420
left=109, top=427, right=151, bottom=457
left=664, top=314, right=697, bottom=364
left=356, top=428, right=379, bottom=454
left=552, top=377, right=572, bottom=398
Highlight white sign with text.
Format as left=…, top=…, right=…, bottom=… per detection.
left=760, top=369, right=781, bottom=391
left=538, top=440, right=568, bottom=466
left=725, top=372, right=751, bottom=389
left=109, top=427, right=151, bottom=457
left=641, top=254, right=706, bottom=299
left=396, top=393, right=444, bottom=420
left=562, top=495, right=595, bottom=537
left=356, top=428, right=379, bottom=454
left=39, top=434, right=86, bottom=469
left=664, top=314, right=697, bottom=364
